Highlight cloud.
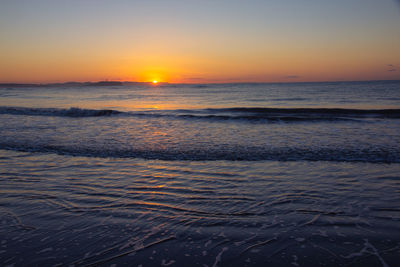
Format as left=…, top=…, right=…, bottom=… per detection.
left=284, top=75, right=300, bottom=79
left=387, top=64, right=397, bottom=72
left=183, top=77, right=206, bottom=81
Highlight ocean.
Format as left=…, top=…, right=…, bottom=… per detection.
left=0, top=81, right=399, bottom=266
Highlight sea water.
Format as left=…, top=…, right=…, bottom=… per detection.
left=0, top=81, right=399, bottom=266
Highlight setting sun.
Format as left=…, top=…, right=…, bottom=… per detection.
left=153, top=80, right=158, bottom=84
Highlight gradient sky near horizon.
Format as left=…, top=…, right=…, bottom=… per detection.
left=1, top=0, right=400, bottom=83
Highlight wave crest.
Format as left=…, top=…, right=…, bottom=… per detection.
left=0, top=107, right=121, bottom=117
left=1, top=106, right=399, bottom=121
left=1, top=144, right=398, bottom=163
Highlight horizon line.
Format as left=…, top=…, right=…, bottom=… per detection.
left=1, top=78, right=400, bottom=87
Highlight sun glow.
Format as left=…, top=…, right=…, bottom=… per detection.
left=153, top=80, right=158, bottom=84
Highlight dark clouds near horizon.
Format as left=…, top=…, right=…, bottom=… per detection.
left=387, top=64, right=397, bottom=72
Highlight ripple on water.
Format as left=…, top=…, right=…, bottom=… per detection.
left=0, top=150, right=399, bottom=266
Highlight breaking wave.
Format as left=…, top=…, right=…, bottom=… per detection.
left=1, top=143, right=399, bottom=163
left=1, top=106, right=400, bottom=122
left=0, top=106, right=121, bottom=117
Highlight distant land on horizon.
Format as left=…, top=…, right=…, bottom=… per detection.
left=1, top=79, right=400, bottom=88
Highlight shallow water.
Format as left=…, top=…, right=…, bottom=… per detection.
left=1, top=150, right=399, bottom=266
left=0, top=81, right=400, bottom=265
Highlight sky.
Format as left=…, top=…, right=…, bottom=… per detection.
left=0, top=0, right=400, bottom=83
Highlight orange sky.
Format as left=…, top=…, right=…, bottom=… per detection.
left=1, top=0, right=400, bottom=83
